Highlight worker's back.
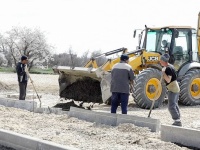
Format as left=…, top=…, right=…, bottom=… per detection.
left=110, top=62, right=134, bottom=94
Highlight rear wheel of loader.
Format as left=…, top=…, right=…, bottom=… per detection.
left=133, top=68, right=166, bottom=109
left=179, top=69, right=200, bottom=105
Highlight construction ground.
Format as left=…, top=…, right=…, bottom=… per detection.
left=0, top=73, right=200, bottom=150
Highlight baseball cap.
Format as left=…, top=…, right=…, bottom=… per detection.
left=21, top=55, right=28, bottom=61
left=160, top=53, right=170, bottom=62
left=120, top=54, right=129, bottom=61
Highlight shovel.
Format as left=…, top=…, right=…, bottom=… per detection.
left=148, top=76, right=163, bottom=118
left=25, top=66, right=42, bottom=108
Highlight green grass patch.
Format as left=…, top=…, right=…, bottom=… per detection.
left=0, top=67, right=15, bottom=73
left=0, top=67, right=54, bottom=74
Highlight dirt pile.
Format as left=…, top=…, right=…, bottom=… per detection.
left=60, top=77, right=102, bottom=103
left=53, top=100, right=86, bottom=111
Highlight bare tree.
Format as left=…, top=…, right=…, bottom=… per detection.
left=49, top=49, right=107, bottom=68
left=67, top=47, right=86, bottom=67
left=0, top=53, right=7, bottom=66
left=49, top=47, right=79, bottom=67
left=81, top=50, right=90, bottom=65
left=0, top=34, right=7, bottom=53
left=68, top=47, right=75, bottom=68
left=49, top=52, right=72, bottom=67
left=1, top=26, right=53, bottom=69
left=91, top=50, right=107, bottom=66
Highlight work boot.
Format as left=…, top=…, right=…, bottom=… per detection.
left=172, top=121, right=182, bottom=127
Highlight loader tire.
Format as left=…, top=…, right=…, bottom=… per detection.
left=179, top=69, right=200, bottom=105
left=133, top=68, right=166, bottom=109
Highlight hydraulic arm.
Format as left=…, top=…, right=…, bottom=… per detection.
left=84, top=47, right=127, bottom=68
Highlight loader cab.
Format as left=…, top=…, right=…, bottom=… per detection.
left=143, top=27, right=199, bottom=70
left=169, top=28, right=199, bottom=70
left=143, top=28, right=172, bottom=55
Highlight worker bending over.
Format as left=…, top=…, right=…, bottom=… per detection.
left=160, top=53, right=182, bottom=126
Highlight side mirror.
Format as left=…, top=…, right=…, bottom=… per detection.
left=133, top=30, right=137, bottom=38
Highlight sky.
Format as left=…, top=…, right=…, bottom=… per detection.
left=0, top=0, right=199, bottom=56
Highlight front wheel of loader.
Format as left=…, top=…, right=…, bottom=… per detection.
left=179, top=69, right=200, bottom=105
left=133, top=68, right=166, bottom=109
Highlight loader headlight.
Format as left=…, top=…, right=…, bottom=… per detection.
left=161, top=28, right=169, bottom=32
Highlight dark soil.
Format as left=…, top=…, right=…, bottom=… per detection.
left=60, top=77, right=103, bottom=104
left=53, top=100, right=87, bottom=111
left=0, top=145, right=15, bottom=150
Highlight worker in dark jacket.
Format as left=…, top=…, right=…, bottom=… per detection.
left=16, top=55, right=29, bottom=100
left=110, top=54, right=135, bottom=114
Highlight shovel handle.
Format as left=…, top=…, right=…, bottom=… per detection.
left=27, top=70, right=42, bottom=108
left=148, top=76, right=163, bottom=118
left=148, top=100, right=155, bottom=117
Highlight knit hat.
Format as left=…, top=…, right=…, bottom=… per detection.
left=120, top=54, right=129, bottom=61
left=160, top=53, right=170, bottom=62
left=21, top=55, right=28, bottom=61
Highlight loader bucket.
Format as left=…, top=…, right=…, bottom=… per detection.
left=52, top=66, right=104, bottom=104
left=96, top=68, right=112, bottom=103
left=52, top=66, right=99, bottom=79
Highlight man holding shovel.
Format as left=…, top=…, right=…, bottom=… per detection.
left=16, top=55, right=32, bottom=100
left=160, top=53, right=182, bottom=126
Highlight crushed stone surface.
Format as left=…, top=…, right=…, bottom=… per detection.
left=0, top=73, right=199, bottom=149
left=0, top=106, right=189, bottom=150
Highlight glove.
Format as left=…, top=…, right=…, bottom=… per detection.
left=25, top=65, right=28, bottom=73
left=162, top=67, right=166, bottom=72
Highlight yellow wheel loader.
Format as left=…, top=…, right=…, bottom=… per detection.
left=53, top=13, right=200, bottom=109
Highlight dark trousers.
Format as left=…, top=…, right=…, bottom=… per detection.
left=19, top=82, right=27, bottom=100
left=168, top=91, right=181, bottom=120
left=111, top=92, right=129, bottom=114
